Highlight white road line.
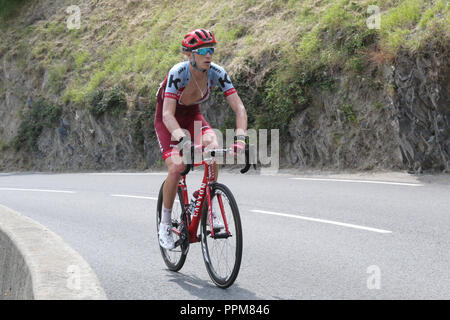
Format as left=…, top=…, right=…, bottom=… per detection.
left=111, top=194, right=159, bottom=200
left=110, top=194, right=181, bottom=203
left=289, top=177, right=423, bottom=187
left=90, top=173, right=168, bottom=176
left=250, top=209, right=392, bottom=234
left=0, top=188, right=76, bottom=194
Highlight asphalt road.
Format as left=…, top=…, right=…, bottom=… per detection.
left=0, top=170, right=449, bottom=299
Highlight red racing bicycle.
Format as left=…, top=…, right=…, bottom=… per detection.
left=156, top=145, right=253, bottom=288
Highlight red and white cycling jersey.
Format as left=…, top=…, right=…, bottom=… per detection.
left=154, top=61, right=238, bottom=160
left=158, top=61, right=237, bottom=104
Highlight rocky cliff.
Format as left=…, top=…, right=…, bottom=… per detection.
left=284, top=42, right=449, bottom=173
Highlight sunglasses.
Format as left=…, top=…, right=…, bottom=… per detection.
left=192, top=47, right=215, bottom=55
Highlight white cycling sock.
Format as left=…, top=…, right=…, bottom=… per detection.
left=161, top=206, right=172, bottom=225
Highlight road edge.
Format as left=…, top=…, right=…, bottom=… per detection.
left=0, top=204, right=107, bottom=300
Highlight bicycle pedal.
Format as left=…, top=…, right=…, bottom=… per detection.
left=211, top=231, right=232, bottom=239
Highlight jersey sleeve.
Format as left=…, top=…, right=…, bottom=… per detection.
left=210, top=64, right=237, bottom=97
left=164, top=63, right=188, bottom=100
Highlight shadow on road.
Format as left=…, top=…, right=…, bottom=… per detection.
left=164, top=270, right=263, bottom=300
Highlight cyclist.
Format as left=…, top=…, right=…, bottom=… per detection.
left=154, top=28, right=248, bottom=249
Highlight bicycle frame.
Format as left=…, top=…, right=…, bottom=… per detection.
left=177, top=159, right=231, bottom=244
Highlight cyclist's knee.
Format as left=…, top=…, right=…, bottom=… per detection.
left=168, top=165, right=184, bottom=178
left=166, top=157, right=184, bottom=178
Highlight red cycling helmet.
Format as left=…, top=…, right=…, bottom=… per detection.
left=182, top=28, right=216, bottom=51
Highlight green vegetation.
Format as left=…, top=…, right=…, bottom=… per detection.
left=45, top=21, right=66, bottom=36
left=381, top=0, right=449, bottom=52
left=73, top=49, right=90, bottom=69
left=340, top=103, right=359, bottom=125
left=1, top=0, right=448, bottom=149
left=47, top=62, right=68, bottom=94
left=88, top=86, right=127, bottom=118
left=0, top=0, right=29, bottom=22
left=13, top=98, right=62, bottom=152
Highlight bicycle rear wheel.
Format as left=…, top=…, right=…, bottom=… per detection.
left=200, top=182, right=243, bottom=288
left=156, top=181, right=189, bottom=271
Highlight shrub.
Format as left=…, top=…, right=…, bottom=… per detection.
left=13, top=98, right=62, bottom=152
left=259, top=71, right=308, bottom=132
left=88, top=86, right=127, bottom=118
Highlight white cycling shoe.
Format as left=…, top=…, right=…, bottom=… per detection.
left=159, top=223, right=175, bottom=249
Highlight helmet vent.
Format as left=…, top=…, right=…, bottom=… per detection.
left=200, top=29, right=209, bottom=39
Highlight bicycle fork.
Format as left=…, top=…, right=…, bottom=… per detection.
left=207, top=184, right=232, bottom=239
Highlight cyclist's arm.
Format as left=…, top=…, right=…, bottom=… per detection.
left=162, top=98, right=186, bottom=141
left=226, top=92, right=247, bottom=137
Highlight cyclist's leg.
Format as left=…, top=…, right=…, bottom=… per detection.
left=154, top=96, right=189, bottom=249
left=154, top=119, right=186, bottom=223
left=162, top=151, right=184, bottom=210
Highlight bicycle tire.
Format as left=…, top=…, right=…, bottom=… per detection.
left=156, top=181, right=189, bottom=272
left=200, top=182, right=243, bottom=288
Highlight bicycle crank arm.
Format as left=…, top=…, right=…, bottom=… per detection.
left=173, top=239, right=183, bottom=248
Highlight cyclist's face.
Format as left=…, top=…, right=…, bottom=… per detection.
left=188, top=51, right=212, bottom=70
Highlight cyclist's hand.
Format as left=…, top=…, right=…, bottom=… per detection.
left=229, top=139, right=246, bottom=156
left=204, top=141, right=219, bottom=153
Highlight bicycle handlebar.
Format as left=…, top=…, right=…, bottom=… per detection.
left=180, top=145, right=255, bottom=176
left=240, top=146, right=251, bottom=174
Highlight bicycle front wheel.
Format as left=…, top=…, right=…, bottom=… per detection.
left=200, top=183, right=243, bottom=288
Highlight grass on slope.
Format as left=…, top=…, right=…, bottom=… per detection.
left=1, top=0, right=449, bottom=133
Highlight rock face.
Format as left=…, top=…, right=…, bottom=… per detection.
left=285, top=71, right=404, bottom=171
left=280, top=44, right=449, bottom=173
left=393, top=45, right=449, bottom=173
left=0, top=52, right=161, bottom=171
